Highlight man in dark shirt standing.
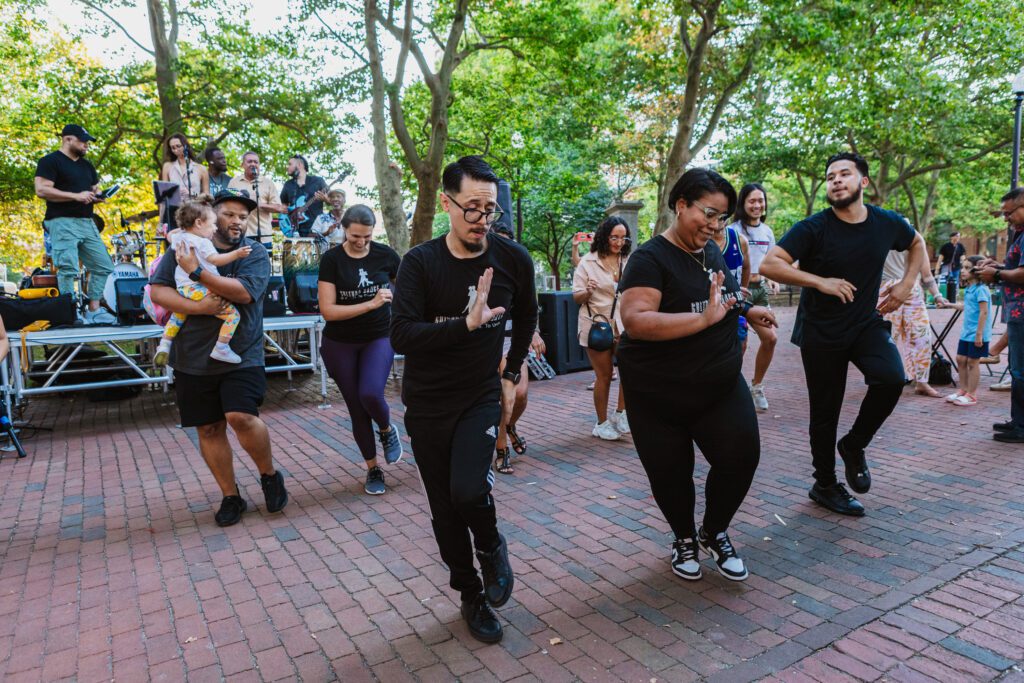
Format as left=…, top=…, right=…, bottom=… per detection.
left=149, top=190, right=289, bottom=526
left=760, top=152, right=925, bottom=517
left=391, top=156, right=538, bottom=644
left=205, top=147, right=233, bottom=196
left=978, top=188, right=1024, bottom=442
left=34, top=124, right=116, bottom=324
left=936, top=232, right=967, bottom=303
left=279, top=155, right=327, bottom=236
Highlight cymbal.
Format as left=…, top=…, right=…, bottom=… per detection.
left=123, top=209, right=159, bottom=224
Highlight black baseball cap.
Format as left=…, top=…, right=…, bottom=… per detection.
left=61, top=124, right=96, bottom=142
left=213, top=187, right=257, bottom=211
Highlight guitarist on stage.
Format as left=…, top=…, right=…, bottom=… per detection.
left=280, top=154, right=327, bottom=237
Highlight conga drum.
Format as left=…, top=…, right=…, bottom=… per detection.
left=282, top=237, right=322, bottom=293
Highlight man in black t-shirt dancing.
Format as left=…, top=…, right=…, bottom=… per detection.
left=391, top=156, right=538, bottom=644
left=760, top=152, right=926, bottom=516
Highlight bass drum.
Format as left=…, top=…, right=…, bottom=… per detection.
left=103, top=262, right=146, bottom=312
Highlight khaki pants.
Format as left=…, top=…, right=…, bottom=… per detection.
left=45, top=217, right=113, bottom=302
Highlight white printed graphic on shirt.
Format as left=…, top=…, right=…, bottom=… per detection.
left=357, top=268, right=371, bottom=288
left=462, top=285, right=478, bottom=314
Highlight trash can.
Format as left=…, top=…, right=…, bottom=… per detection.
left=538, top=291, right=591, bottom=374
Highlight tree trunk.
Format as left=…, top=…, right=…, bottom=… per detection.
left=410, top=173, right=439, bottom=246
left=364, top=0, right=409, bottom=253
left=146, top=0, right=182, bottom=138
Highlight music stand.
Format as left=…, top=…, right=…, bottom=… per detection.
left=153, top=180, right=182, bottom=233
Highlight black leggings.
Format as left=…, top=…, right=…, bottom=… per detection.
left=799, top=320, right=905, bottom=486
left=622, top=374, right=760, bottom=540
left=405, top=395, right=501, bottom=599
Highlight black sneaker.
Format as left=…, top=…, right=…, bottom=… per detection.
left=697, top=527, right=748, bottom=581
left=365, top=466, right=386, bottom=495
left=476, top=533, right=514, bottom=607
left=378, top=423, right=404, bottom=465
left=994, top=429, right=1024, bottom=444
left=670, top=537, right=701, bottom=581
left=994, top=420, right=1015, bottom=432
left=215, top=495, right=247, bottom=527
left=260, top=471, right=288, bottom=513
left=809, top=482, right=865, bottom=516
left=461, top=593, right=503, bottom=644
left=837, top=436, right=871, bottom=494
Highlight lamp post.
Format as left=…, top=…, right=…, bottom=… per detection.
left=1012, top=67, right=1024, bottom=190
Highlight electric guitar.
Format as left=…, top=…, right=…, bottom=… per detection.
left=279, top=172, right=348, bottom=237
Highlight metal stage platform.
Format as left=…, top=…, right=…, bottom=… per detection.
left=0, top=316, right=325, bottom=419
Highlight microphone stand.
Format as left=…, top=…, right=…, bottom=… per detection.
left=252, top=169, right=262, bottom=247
left=183, top=145, right=194, bottom=198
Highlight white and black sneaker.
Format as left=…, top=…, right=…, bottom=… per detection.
left=671, top=537, right=702, bottom=581
left=697, top=527, right=748, bottom=581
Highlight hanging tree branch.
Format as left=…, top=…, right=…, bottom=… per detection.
left=76, top=0, right=155, bottom=55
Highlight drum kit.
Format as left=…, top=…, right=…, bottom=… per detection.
left=99, top=209, right=161, bottom=315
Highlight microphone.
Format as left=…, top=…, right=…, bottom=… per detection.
left=0, top=416, right=27, bottom=459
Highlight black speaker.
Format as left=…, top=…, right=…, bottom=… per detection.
left=114, top=278, right=148, bottom=324
left=287, top=272, right=319, bottom=314
left=0, top=293, right=76, bottom=330
left=495, top=179, right=514, bottom=234
left=263, top=275, right=287, bottom=317
left=537, top=291, right=591, bottom=374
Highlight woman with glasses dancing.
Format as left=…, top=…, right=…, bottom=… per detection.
left=573, top=217, right=631, bottom=440
left=618, top=168, right=776, bottom=582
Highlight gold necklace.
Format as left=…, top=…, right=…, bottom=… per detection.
left=667, top=231, right=712, bottom=280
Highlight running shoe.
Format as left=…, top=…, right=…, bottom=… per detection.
left=83, top=308, right=117, bottom=325
left=365, top=466, right=386, bottom=495
left=260, top=471, right=289, bottom=513
left=991, top=379, right=1013, bottom=391
left=750, top=383, right=769, bottom=412
left=592, top=420, right=621, bottom=441
left=379, top=423, right=403, bottom=464
left=614, top=410, right=630, bottom=434
left=210, top=342, right=242, bottom=364
left=215, top=495, right=247, bottom=527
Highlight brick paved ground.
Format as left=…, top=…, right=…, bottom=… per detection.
left=1, top=307, right=1023, bottom=682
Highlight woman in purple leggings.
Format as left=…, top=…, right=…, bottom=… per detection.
left=317, top=205, right=403, bottom=495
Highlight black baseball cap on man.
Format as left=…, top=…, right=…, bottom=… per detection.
left=61, top=124, right=96, bottom=142
left=213, top=187, right=258, bottom=211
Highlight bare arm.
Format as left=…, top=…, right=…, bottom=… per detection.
left=976, top=301, right=988, bottom=345
left=571, top=242, right=581, bottom=268
left=740, top=234, right=751, bottom=288
left=879, top=232, right=926, bottom=314
left=317, top=281, right=390, bottom=321
left=199, top=166, right=209, bottom=194
left=34, top=177, right=95, bottom=204
left=205, top=245, right=252, bottom=267
left=620, top=272, right=735, bottom=341
left=0, top=316, right=9, bottom=363
left=759, top=246, right=856, bottom=303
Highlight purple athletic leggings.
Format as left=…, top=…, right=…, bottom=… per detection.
left=320, top=335, right=395, bottom=461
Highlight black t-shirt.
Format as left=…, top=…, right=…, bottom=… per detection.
left=318, top=241, right=401, bottom=343
left=778, top=205, right=915, bottom=349
left=938, top=242, right=966, bottom=271
left=617, top=235, right=742, bottom=388
left=150, top=238, right=271, bottom=375
left=390, top=235, right=538, bottom=415
left=34, top=151, right=99, bottom=220
left=280, top=175, right=328, bottom=235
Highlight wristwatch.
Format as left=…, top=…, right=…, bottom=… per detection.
left=994, top=270, right=1003, bottom=284
left=501, top=369, right=521, bottom=385
left=189, top=265, right=204, bottom=282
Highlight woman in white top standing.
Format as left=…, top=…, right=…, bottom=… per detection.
left=726, top=183, right=778, bottom=412
left=160, top=133, right=209, bottom=199
left=573, top=217, right=630, bottom=440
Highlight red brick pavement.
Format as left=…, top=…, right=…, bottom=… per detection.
left=1, top=307, right=1023, bottom=682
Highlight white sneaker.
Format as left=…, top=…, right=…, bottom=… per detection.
left=587, top=380, right=595, bottom=391
left=614, top=410, right=630, bottom=434
left=991, top=379, right=1013, bottom=391
left=592, top=420, right=621, bottom=441
left=210, top=343, right=242, bottom=364
left=671, top=538, right=701, bottom=581
left=154, top=340, right=172, bottom=368
left=83, top=308, right=117, bottom=325
left=750, top=383, right=769, bottom=412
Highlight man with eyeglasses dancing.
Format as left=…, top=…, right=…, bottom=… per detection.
left=760, top=152, right=926, bottom=517
left=390, top=156, right=538, bottom=644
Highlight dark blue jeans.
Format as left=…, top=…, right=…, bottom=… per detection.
left=1008, top=322, right=1024, bottom=429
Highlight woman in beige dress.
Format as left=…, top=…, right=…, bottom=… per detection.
left=160, top=133, right=209, bottom=199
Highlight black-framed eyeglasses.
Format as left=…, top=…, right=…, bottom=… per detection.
left=445, top=193, right=505, bottom=225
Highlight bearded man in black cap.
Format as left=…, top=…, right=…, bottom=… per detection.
left=34, top=124, right=116, bottom=324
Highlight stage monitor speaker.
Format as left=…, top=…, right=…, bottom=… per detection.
left=264, top=275, right=287, bottom=317
left=287, top=272, right=319, bottom=314
left=537, top=291, right=591, bottom=375
left=114, top=278, right=148, bottom=324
